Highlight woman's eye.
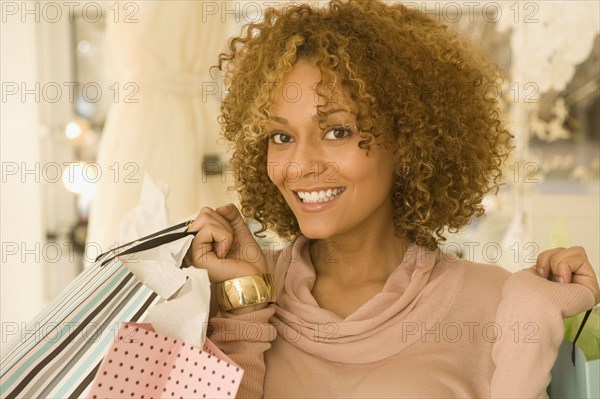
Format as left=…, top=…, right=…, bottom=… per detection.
left=270, top=133, right=294, bottom=144
left=323, top=127, right=351, bottom=140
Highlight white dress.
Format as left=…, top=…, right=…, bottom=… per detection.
left=86, top=1, right=234, bottom=255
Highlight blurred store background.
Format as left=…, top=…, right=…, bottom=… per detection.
left=1, top=1, right=599, bottom=349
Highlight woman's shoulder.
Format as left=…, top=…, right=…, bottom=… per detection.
left=430, top=254, right=515, bottom=320
left=439, top=248, right=511, bottom=275
left=463, top=258, right=512, bottom=282
left=437, top=252, right=513, bottom=294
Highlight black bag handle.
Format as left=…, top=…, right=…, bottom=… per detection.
left=571, top=308, right=592, bottom=366
left=95, top=220, right=196, bottom=267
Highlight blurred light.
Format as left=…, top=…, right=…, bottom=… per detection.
left=62, top=163, right=99, bottom=194
left=77, top=40, right=92, bottom=54
left=77, top=183, right=96, bottom=217
left=75, top=96, right=95, bottom=119
left=65, top=121, right=82, bottom=139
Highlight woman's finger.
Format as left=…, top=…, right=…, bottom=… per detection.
left=547, top=254, right=581, bottom=284
left=215, top=204, right=268, bottom=273
left=191, top=222, right=234, bottom=264
left=535, top=247, right=564, bottom=278
left=547, top=246, right=590, bottom=283
left=215, top=204, right=255, bottom=244
left=188, top=207, right=233, bottom=235
left=532, top=246, right=600, bottom=304
left=189, top=207, right=234, bottom=257
left=184, top=204, right=268, bottom=283
left=192, top=234, right=263, bottom=283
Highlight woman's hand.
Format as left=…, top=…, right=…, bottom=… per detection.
left=534, top=246, right=600, bottom=304
left=184, top=203, right=267, bottom=283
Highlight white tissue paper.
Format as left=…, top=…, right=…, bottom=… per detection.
left=116, top=172, right=210, bottom=347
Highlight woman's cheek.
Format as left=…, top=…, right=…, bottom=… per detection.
left=266, top=157, right=283, bottom=186
left=334, top=155, right=371, bottom=182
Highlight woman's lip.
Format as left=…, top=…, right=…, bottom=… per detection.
left=291, top=189, right=345, bottom=213
left=291, top=186, right=346, bottom=193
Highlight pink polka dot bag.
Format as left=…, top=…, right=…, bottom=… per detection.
left=86, top=322, right=244, bottom=399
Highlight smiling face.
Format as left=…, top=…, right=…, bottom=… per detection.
left=266, top=59, right=397, bottom=240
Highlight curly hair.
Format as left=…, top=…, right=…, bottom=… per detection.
left=214, top=0, right=514, bottom=250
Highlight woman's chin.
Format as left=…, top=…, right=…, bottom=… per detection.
left=297, top=224, right=337, bottom=240
left=300, top=223, right=341, bottom=240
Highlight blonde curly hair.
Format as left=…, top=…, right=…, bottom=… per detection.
left=214, top=0, right=514, bottom=250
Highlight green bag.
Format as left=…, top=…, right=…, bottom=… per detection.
left=548, top=308, right=600, bottom=399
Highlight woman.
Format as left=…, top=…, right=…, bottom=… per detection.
left=186, top=0, right=600, bottom=397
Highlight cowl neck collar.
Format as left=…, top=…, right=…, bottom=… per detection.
left=271, top=236, right=463, bottom=363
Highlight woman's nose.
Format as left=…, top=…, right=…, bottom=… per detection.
left=286, top=139, right=329, bottom=184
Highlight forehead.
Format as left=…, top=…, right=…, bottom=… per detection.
left=270, top=60, right=354, bottom=114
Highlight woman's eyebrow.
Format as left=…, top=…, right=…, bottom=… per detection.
left=270, top=109, right=354, bottom=125
left=270, top=116, right=290, bottom=125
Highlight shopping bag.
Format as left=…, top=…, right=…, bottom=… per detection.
left=0, top=260, right=161, bottom=399
left=548, top=309, right=600, bottom=398
left=0, top=175, right=212, bottom=399
left=548, top=341, right=600, bottom=398
left=87, top=322, right=244, bottom=399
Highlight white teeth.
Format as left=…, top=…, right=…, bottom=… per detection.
left=296, top=188, right=346, bottom=204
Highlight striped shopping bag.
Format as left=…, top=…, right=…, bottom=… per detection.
left=0, top=259, right=161, bottom=399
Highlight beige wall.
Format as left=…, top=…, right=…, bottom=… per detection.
left=1, top=15, right=47, bottom=349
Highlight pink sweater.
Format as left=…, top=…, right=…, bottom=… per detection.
left=209, top=236, right=596, bottom=398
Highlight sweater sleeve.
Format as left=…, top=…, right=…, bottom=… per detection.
left=208, top=305, right=277, bottom=399
left=490, top=269, right=596, bottom=398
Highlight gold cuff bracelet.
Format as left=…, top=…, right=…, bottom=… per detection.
left=215, top=274, right=276, bottom=312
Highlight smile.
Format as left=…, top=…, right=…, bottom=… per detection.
left=295, top=187, right=346, bottom=203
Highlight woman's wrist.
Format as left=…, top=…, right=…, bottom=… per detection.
left=226, top=302, right=270, bottom=315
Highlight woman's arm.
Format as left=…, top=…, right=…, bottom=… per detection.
left=186, top=203, right=273, bottom=397
left=490, top=247, right=599, bottom=398
left=209, top=306, right=277, bottom=398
